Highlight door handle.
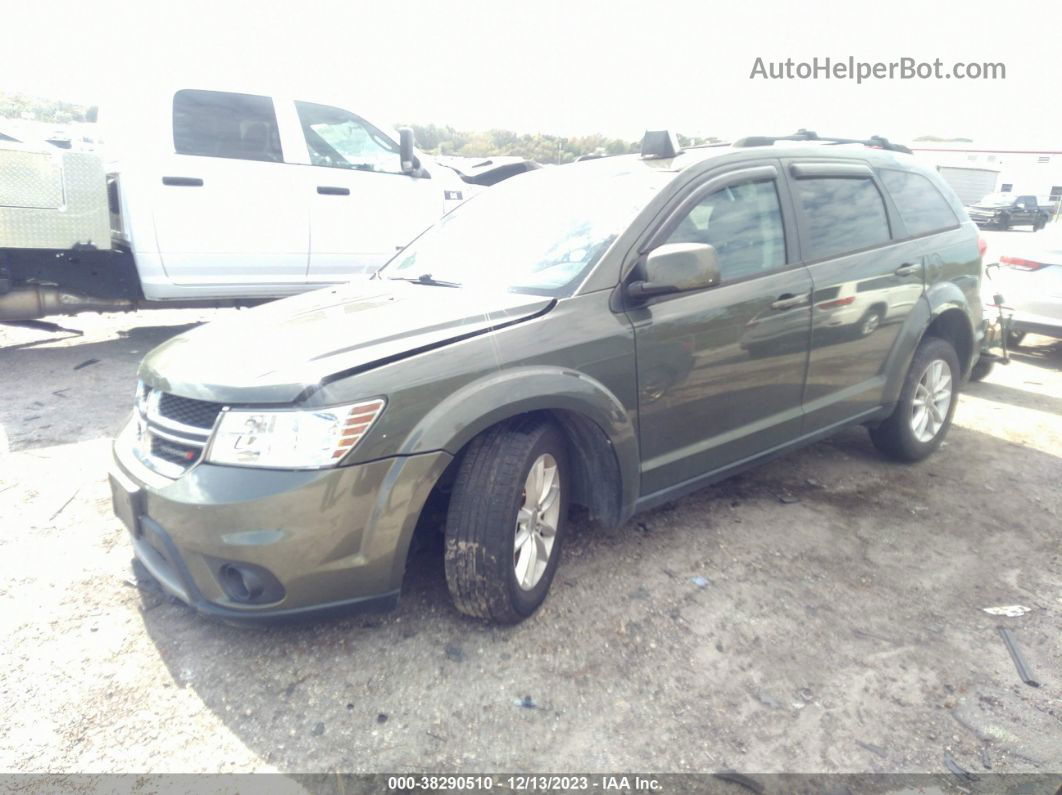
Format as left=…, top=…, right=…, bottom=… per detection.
left=162, top=176, right=203, bottom=187
left=894, top=262, right=923, bottom=277
left=317, top=186, right=350, bottom=196
left=770, top=293, right=809, bottom=310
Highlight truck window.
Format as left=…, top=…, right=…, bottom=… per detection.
left=793, top=176, right=890, bottom=261
left=172, top=90, right=282, bottom=163
left=879, top=169, right=959, bottom=237
left=295, top=101, right=403, bottom=174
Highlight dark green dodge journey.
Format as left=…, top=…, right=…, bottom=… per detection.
left=110, top=130, right=985, bottom=624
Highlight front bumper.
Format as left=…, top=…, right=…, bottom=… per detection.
left=110, top=425, right=452, bottom=621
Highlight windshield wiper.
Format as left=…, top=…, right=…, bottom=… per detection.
left=387, top=273, right=461, bottom=288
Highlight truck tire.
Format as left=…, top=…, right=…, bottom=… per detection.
left=1033, top=215, right=1046, bottom=231
left=444, top=417, right=570, bottom=623
left=1007, top=330, right=1026, bottom=347
left=869, top=336, right=960, bottom=462
left=996, top=213, right=1010, bottom=230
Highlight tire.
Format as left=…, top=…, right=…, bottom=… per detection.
left=969, top=356, right=994, bottom=382
left=869, top=336, right=960, bottom=462
left=444, top=418, right=570, bottom=623
left=996, top=214, right=1010, bottom=230
left=1033, top=216, right=1046, bottom=231
left=1007, top=330, right=1026, bottom=347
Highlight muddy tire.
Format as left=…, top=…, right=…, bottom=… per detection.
left=869, top=336, right=960, bottom=462
left=444, top=418, right=570, bottom=623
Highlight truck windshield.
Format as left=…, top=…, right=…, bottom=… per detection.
left=382, top=164, right=670, bottom=297
left=977, top=193, right=1015, bottom=207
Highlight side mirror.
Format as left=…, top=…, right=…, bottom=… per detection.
left=398, top=127, right=420, bottom=174
left=627, top=243, right=721, bottom=300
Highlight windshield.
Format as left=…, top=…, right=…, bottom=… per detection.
left=977, top=193, right=1015, bottom=207
left=383, top=164, right=671, bottom=297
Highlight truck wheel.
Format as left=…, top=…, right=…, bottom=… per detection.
left=869, top=336, right=959, bottom=462
left=444, top=418, right=570, bottom=623
left=969, top=356, right=994, bottom=382
left=1033, top=216, right=1046, bottom=231
left=1007, top=330, right=1026, bottom=347
left=996, top=214, right=1010, bottom=230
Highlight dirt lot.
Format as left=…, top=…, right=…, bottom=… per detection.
left=1, top=306, right=1060, bottom=780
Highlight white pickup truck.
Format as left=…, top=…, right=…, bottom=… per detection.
left=0, top=85, right=536, bottom=321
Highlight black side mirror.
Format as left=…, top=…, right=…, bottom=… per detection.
left=398, top=127, right=420, bottom=174
left=627, top=243, right=721, bottom=300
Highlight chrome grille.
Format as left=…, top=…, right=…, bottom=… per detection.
left=133, top=386, right=223, bottom=478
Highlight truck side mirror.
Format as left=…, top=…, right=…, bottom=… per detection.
left=627, top=243, right=721, bottom=300
left=398, top=128, right=419, bottom=174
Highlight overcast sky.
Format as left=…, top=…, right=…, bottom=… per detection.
left=3, top=0, right=1059, bottom=147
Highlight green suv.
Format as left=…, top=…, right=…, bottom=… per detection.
left=110, top=131, right=983, bottom=624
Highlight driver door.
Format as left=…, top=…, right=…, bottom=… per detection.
left=626, top=165, right=813, bottom=496
left=293, top=100, right=445, bottom=282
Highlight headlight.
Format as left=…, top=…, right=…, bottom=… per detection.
left=205, top=399, right=385, bottom=469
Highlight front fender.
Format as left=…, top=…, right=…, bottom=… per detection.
left=395, top=365, right=640, bottom=515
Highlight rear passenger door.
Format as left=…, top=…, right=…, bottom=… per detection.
left=151, top=89, right=309, bottom=292
left=788, top=161, right=927, bottom=430
left=629, top=164, right=813, bottom=496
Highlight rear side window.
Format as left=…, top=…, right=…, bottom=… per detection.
left=880, top=169, right=959, bottom=236
left=173, top=90, right=283, bottom=163
left=793, top=176, right=890, bottom=260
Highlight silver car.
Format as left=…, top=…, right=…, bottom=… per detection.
left=990, top=225, right=1062, bottom=342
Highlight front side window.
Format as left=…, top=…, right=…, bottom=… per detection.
left=879, top=169, right=959, bottom=236
left=793, top=176, right=890, bottom=260
left=172, top=90, right=282, bottom=162
left=295, top=101, right=402, bottom=174
left=664, top=179, right=786, bottom=282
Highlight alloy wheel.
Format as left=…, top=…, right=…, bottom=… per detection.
left=910, top=359, right=953, bottom=443
left=513, top=453, right=561, bottom=590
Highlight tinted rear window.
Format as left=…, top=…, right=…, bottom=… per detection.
left=880, top=169, right=959, bottom=236
left=793, top=176, right=891, bottom=260
left=173, top=89, right=282, bottom=162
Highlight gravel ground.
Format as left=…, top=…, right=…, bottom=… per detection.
left=1, top=303, right=1060, bottom=780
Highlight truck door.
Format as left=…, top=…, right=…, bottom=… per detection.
left=150, top=89, right=309, bottom=293
left=293, top=101, right=445, bottom=283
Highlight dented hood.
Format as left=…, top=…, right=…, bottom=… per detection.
left=139, top=280, right=553, bottom=404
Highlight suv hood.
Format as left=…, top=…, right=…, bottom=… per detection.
left=139, top=280, right=554, bottom=404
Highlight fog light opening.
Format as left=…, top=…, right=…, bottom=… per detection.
left=220, top=564, right=265, bottom=603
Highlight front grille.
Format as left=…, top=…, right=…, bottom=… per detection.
left=150, top=435, right=201, bottom=467
left=132, top=387, right=224, bottom=478
left=158, top=392, right=223, bottom=430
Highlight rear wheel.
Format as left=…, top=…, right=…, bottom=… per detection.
left=1007, top=329, right=1026, bottom=347
left=444, top=418, right=570, bottom=624
left=869, top=337, right=959, bottom=461
left=858, top=307, right=884, bottom=337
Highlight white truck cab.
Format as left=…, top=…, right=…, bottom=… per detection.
left=0, top=85, right=535, bottom=319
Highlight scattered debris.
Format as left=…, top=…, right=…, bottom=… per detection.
left=982, top=605, right=1031, bottom=617
left=73, top=358, right=100, bottom=371
left=376, top=713, right=388, bottom=724
left=311, top=722, right=325, bottom=737
left=51, top=389, right=69, bottom=398
left=49, top=489, right=79, bottom=521
left=690, top=576, right=711, bottom=588
left=444, top=643, right=465, bottom=663
left=514, top=695, right=537, bottom=709
left=998, top=627, right=1041, bottom=687
left=778, top=494, right=800, bottom=504
left=943, top=752, right=979, bottom=782
left=713, top=770, right=764, bottom=793
left=754, top=692, right=782, bottom=710
left=636, top=522, right=651, bottom=533
left=805, top=478, right=821, bottom=488
left=980, top=746, right=992, bottom=770
left=856, top=741, right=888, bottom=759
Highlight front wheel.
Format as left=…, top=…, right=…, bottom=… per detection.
left=969, top=356, right=994, bottom=382
left=869, top=337, right=960, bottom=461
left=996, top=214, right=1010, bottom=230
left=444, top=418, right=570, bottom=624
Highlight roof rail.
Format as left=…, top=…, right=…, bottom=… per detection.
left=733, top=129, right=912, bottom=154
